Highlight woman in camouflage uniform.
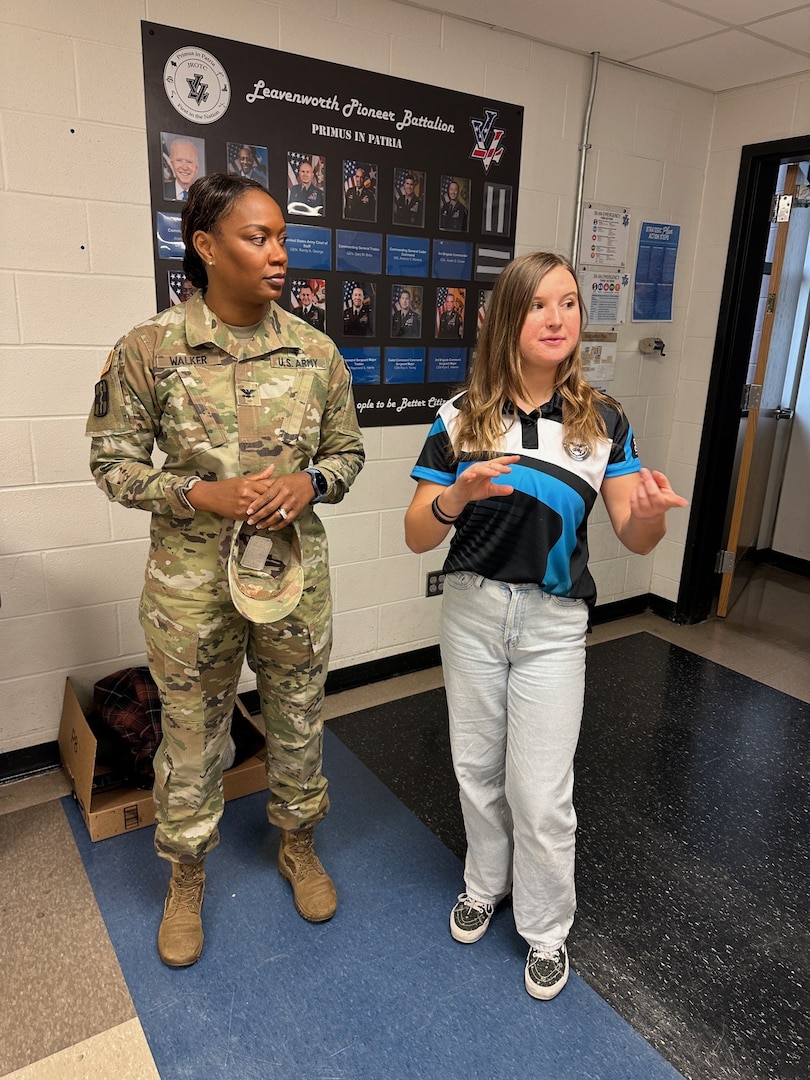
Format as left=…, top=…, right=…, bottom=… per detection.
left=87, top=174, right=364, bottom=967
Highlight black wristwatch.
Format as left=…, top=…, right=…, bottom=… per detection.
left=304, top=467, right=328, bottom=503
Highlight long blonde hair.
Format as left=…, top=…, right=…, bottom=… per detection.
left=453, top=252, right=613, bottom=457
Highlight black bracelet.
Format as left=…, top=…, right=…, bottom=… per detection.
left=431, top=494, right=460, bottom=525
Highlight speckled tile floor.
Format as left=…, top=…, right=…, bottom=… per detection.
left=1, top=565, right=807, bottom=1079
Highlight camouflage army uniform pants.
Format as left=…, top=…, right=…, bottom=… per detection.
left=140, top=574, right=332, bottom=864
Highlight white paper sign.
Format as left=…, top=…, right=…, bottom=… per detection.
left=578, top=203, right=630, bottom=268
left=581, top=332, right=618, bottom=385
left=579, top=270, right=630, bottom=325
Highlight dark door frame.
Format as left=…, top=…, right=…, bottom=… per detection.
left=674, top=134, right=810, bottom=624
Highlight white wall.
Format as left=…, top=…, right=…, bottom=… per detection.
left=0, top=0, right=807, bottom=755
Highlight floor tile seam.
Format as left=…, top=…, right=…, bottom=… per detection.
left=1, top=1018, right=161, bottom=1080
left=0, top=799, right=67, bottom=819
left=323, top=690, right=436, bottom=720
left=744, top=677, right=810, bottom=704
left=0, top=807, right=138, bottom=1078
left=704, top=631, right=810, bottom=659
left=2, top=1018, right=143, bottom=1077
left=656, top=621, right=806, bottom=654
left=693, top=664, right=810, bottom=704
left=630, top=632, right=810, bottom=703
left=0, top=772, right=70, bottom=818
left=606, top=628, right=806, bottom=684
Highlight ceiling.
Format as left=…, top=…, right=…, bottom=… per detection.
left=408, top=0, right=810, bottom=92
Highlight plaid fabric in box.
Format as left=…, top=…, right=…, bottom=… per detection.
left=93, top=667, right=162, bottom=786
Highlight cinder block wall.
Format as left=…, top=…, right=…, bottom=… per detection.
left=1, top=0, right=808, bottom=754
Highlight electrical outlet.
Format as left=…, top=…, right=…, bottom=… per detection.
left=425, top=571, right=445, bottom=597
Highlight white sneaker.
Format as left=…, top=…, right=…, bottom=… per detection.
left=524, top=944, right=569, bottom=1000
left=449, top=893, right=494, bottom=943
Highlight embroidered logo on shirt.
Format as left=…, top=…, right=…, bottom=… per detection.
left=565, top=441, right=590, bottom=461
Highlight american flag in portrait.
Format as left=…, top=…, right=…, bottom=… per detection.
left=436, top=287, right=465, bottom=314
left=290, top=278, right=326, bottom=309
left=477, top=288, right=492, bottom=336
left=228, top=142, right=268, bottom=171
left=394, top=167, right=422, bottom=196
left=391, top=284, right=423, bottom=314
left=440, top=175, right=470, bottom=205
left=287, top=152, right=325, bottom=191
left=343, top=160, right=377, bottom=195
left=435, top=286, right=448, bottom=336
left=168, top=270, right=185, bottom=305
left=435, top=287, right=465, bottom=335
left=343, top=280, right=375, bottom=307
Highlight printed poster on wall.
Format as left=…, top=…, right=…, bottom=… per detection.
left=577, top=203, right=630, bottom=269
left=142, top=22, right=524, bottom=427
left=579, top=270, right=630, bottom=325
left=632, top=222, right=681, bottom=322
left=581, top=331, right=618, bottom=389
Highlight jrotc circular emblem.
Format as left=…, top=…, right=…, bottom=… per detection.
left=163, top=47, right=231, bottom=125
left=565, top=441, right=591, bottom=461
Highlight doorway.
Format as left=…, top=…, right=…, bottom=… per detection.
left=715, top=160, right=809, bottom=616
left=675, top=135, right=810, bottom=624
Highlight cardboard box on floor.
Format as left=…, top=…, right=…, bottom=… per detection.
left=58, top=678, right=267, bottom=842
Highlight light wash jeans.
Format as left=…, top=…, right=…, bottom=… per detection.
left=440, top=571, right=589, bottom=951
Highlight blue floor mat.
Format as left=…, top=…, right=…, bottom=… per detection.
left=63, top=729, right=683, bottom=1080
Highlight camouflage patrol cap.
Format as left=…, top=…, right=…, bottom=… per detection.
left=228, top=519, right=304, bottom=623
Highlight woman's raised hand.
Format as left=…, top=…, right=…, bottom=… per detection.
left=442, top=455, right=520, bottom=513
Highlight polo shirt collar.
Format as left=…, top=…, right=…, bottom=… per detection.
left=505, top=391, right=563, bottom=420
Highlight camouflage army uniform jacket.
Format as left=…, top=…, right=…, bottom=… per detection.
left=87, top=291, right=364, bottom=598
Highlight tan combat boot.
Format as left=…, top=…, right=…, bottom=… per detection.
left=157, top=860, right=205, bottom=967
left=278, top=826, right=337, bottom=922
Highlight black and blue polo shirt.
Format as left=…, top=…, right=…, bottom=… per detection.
left=410, top=390, right=641, bottom=606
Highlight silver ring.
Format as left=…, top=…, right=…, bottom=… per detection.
left=277, top=507, right=288, bottom=520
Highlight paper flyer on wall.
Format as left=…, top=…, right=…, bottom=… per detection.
left=632, top=222, right=681, bottom=322
left=578, top=203, right=630, bottom=269
left=579, top=270, right=629, bottom=324
left=581, top=332, right=617, bottom=387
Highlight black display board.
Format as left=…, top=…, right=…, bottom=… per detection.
left=142, top=22, right=523, bottom=426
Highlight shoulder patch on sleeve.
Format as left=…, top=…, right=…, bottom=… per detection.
left=93, top=379, right=109, bottom=417
left=85, top=354, right=138, bottom=437
left=99, top=349, right=114, bottom=377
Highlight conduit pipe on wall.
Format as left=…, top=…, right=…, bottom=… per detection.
left=572, top=51, right=600, bottom=265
